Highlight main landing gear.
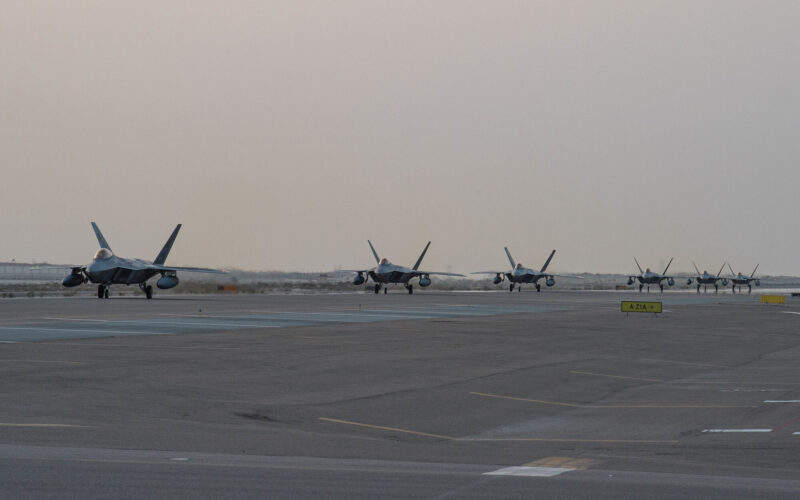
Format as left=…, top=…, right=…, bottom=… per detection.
left=509, top=283, right=515, bottom=293
left=638, top=284, right=663, bottom=293
left=697, top=284, right=720, bottom=294
left=374, top=284, right=381, bottom=294
left=97, top=285, right=110, bottom=299
left=405, top=284, right=414, bottom=295
left=536, top=284, right=541, bottom=293
left=139, top=283, right=154, bottom=299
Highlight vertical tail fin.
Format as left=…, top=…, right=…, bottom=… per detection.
left=662, top=257, right=674, bottom=276
left=728, top=263, right=736, bottom=277
left=367, top=240, right=380, bottom=264
left=91, top=222, right=112, bottom=251
left=413, top=241, right=431, bottom=271
left=692, top=261, right=701, bottom=276
left=716, top=262, right=726, bottom=278
left=540, top=250, right=556, bottom=273
left=633, top=257, right=643, bottom=274
left=154, top=224, right=182, bottom=265
left=504, top=247, right=516, bottom=268
left=750, top=264, right=759, bottom=278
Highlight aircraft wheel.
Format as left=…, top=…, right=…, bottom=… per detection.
left=509, top=284, right=514, bottom=293
left=407, top=285, right=413, bottom=295
left=374, top=284, right=381, bottom=294
left=536, top=284, right=541, bottom=292
left=104, top=288, right=110, bottom=299
left=384, top=287, right=387, bottom=295
left=145, top=285, right=153, bottom=299
left=659, top=285, right=663, bottom=292
left=638, top=284, right=643, bottom=293
left=97, top=285, right=105, bottom=299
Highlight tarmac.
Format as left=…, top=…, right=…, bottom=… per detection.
left=0, top=289, right=799, bottom=498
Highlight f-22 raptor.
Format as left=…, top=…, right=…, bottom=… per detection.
left=473, top=248, right=580, bottom=292
left=62, top=222, right=226, bottom=299
left=346, top=241, right=463, bottom=294
left=627, top=257, right=675, bottom=292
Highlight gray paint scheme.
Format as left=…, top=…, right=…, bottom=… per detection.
left=472, top=248, right=581, bottom=292
left=343, top=241, right=464, bottom=294
left=627, top=257, right=676, bottom=292
left=62, top=222, right=226, bottom=299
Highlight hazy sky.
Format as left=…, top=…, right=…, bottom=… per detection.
left=1, top=1, right=798, bottom=275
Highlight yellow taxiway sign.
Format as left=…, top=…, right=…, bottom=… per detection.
left=621, top=301, right=662, bottom=314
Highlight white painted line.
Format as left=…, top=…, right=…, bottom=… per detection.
left=484, top=466, right=574, bottom=477
left=0, top=326, right=167, bottom=336
left=793, top=432, right=800, bottom=435
left=764, top=400, right=800, bottom=403
left=702, top=429, right=772, bottom=433
left=781, top=312, right=800, bottom=315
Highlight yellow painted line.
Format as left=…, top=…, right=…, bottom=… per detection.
left=570, top=371, right=663, bottom=383
left=524, top=457, right=600, bottom=469
left=318, top=417, right=454, bottom=440
left=0, top=423, right=87, bottom=428
left=464, top=438, right=679, bottom=444
left=470, top=392, right=581, bottom=407
left=639, top=358, right=729, bottom=369
left=469, top=392, right=755, bottom=408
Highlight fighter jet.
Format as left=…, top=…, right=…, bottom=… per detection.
left=627, top=257, right=675, bottom=292
left=345, top=241, right=463, bottom=294
left=472, top=248, right=580, bottom=292
left=727, top=263, right=761, bottom=293
left=61, top=222, right=226, bottom=299
left=685, top=262, right=728, bottom=293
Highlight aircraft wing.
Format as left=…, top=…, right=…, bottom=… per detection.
left=544, top=273, right=583, bottom=279
left=30, top=265, right=83, bottom=271
left=410, top=271, right=465, bottom=277
left=471, top=271, right=506, bottom=275
left=146, top=265, right=227, bottom=274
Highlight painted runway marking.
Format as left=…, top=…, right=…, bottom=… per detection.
left=317, top=417, right=454, bottom=440
left=0, top=326, right=165, bottom=336
left=524, top=457, right=599, bottom=469
left=484, top=466, right=572, bottom=477
left=639, top=358, right=729, bottom=368
left=764, top=400, right=800, bottom=403
left=702, top=429, right=772, bottom=433
left=570, top=370, right=663, bottom=382
left=793, top=432, right=800, bottom=435
left=469, top=392, right=756, bottom=408
left=0, top=359, right=82, bottom=364
left=464, top=437, right=679, bottom=444
left=0, top=423, right=87, bottom=428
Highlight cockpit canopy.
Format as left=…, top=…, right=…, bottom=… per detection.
left=515, top=263, right=523, bottom=270
left=379, top=257, right=390, bottom=265
left=94, top=248, right=113, bottom=260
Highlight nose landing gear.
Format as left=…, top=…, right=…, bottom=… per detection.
left=97, top=285, right=109, bottom=299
